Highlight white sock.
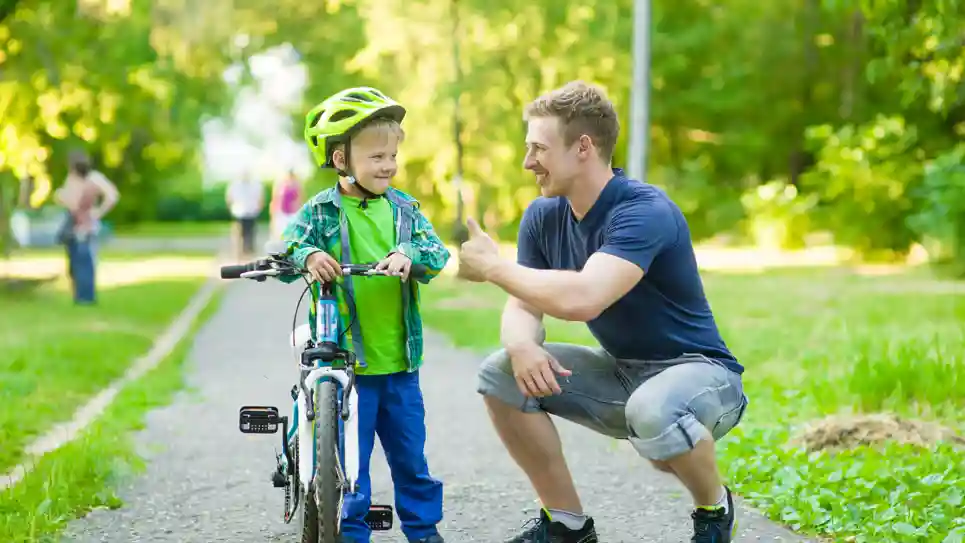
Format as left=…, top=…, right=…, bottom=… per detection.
left=547, top=508, right=587, bottom=530
left=715, top=487, right=729, bottom=513
left=696, top=487, right=729, bottom=514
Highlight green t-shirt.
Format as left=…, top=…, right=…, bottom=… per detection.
left=338, top=194, right=407, bottom=375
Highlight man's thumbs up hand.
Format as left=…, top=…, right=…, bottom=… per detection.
left=457, top=217, right=500, bottom=283
left=466, top=216, right=485, bottom=238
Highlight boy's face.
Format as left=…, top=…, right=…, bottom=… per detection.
left=345, top=124, right=400, bottom=195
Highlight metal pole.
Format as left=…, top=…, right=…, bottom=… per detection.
left=627, top=0, right=651, bottom=182
left=451, top=0, right=469, bottom=245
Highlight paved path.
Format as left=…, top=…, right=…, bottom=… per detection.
left=62, top=279, right=812, bottom=543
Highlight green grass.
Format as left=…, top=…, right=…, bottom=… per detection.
left=419, top=267, right=965, bottom=543
left=0, top=278, right=207, bottom=473
left=111, top=220, right=236, bottom=238
left=0, top=286, right=224, bottom=542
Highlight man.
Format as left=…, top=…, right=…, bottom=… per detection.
left=226, top=172, right=264, bottom=259
left=458, top=81, right=748, bottom=543
left=54, top=150, right=120, bottom=305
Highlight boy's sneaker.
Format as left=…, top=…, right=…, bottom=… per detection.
left=506, top=509, right=598, bottom=543
left=691, top=486, right=737, bottom=543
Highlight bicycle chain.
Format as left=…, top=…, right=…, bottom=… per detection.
left=283, top=436, right=300, bottom=523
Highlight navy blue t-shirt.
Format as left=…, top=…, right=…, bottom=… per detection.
left=516, top=169, right=743, bottom=374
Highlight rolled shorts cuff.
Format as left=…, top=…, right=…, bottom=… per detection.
left=476, top=361, right=542, bottom=413
left=628, top=413, right=712, bottom=461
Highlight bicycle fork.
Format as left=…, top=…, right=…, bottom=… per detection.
left=297, top=368, right=360, bottom=494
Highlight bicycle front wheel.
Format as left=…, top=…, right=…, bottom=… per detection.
left=314, top=378, right=343, bottom=543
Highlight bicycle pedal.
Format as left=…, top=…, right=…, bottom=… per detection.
left=365, top=504, right=394, bottom=531
left=239, top=405, right=280, bottom=434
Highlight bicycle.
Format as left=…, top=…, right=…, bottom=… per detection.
left=221, top=241, right=429, bottom=543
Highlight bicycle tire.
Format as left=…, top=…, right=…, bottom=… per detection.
left=314, top=379, right=342, bottom=543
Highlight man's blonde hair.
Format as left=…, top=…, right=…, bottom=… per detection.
left=523, top=80, right=620, bottom=163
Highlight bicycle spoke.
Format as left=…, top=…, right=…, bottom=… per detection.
left=333, top=441, right=346, bottom=532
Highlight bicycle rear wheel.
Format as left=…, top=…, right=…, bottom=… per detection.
left=314, top=378, right=343, bottom=543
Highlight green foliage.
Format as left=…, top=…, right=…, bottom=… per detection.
left=722, top=428, right=965, bottom=543
left=907, top=145, right=965, bottom=276
left=154, top=183, right=275, bottom=222
left=844, top=335, right=965, bottom=412
left=740, top=179, right=818, bottom=249
left=802, top=117, right=923, bottom=257
left=3, top=0, right=965, bottom=264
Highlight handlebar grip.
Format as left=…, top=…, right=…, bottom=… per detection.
left=409, top=263, right=429, bottom=280
left=220, top=263, right=252, bottom=279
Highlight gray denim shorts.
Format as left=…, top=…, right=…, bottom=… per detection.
left=476, top=343, right=748, bottom=461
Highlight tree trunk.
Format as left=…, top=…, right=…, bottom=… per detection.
left=788, top=0, right=820, bottom=186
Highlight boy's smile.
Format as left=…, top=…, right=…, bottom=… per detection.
left=345, top=123, right=401, bottom=196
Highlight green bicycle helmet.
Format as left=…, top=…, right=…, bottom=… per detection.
left=304, top=87, right=406, bottom=171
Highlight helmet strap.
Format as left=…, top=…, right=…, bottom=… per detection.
left=336, top=143, right=382, bottom=208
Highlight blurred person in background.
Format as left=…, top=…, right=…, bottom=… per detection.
left=269, top=168, right=303, bottom=239
left=226, top=172, right=264, bottom=260
left=54, top=150, right=120, bottom=305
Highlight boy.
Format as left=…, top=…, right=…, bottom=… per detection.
left=280, top=87, right=449, bottom=543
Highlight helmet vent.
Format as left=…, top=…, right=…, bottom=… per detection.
left=309, top=110, right=325, bottom=146
left=345, top=92, right=371, bottom=102
left=309, top=111, right=325, bottom=127
left=330, top=110, right=357, bottom=123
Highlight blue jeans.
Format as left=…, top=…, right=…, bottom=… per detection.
left=341, top=370, right=443, bottom=542
left=66, top=238, right=97, bottom=304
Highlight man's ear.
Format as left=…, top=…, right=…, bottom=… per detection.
left=577, top=134, right=593, bottom=159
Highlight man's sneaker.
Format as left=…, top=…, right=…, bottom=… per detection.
left=506, top=509, right=598, bottom=543
left=691, top=485, right=737, bottom=543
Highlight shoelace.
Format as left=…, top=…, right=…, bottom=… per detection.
left=690, top=510, right=724, bottom=543
left=512, top=517, right=549, bottom=543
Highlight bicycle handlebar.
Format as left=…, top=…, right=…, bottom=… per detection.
left=219, top=258, right=428, bottom=282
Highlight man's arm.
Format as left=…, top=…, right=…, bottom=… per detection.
left=500, top=296, right=546, bottom=354
left=486, top=197, right=678, bottom=322
left=487, top=255, right=643, bottom=321
left=90, top=172, right=119, bottom=219
left=393, top=206, right=451, bottom=284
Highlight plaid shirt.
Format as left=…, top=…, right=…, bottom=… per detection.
left=279, top=186, right=450, bottom=371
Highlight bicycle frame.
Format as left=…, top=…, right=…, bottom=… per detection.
left=229, top=250, right=422, bottom=531
left=284, top=282, right=361, bottom=495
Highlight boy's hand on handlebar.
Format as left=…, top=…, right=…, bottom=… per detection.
left=508, top=343, right=572, bottom=398
left=376, top=252, right=412, bottom=280
left=306, top=251, right=342, bottom=283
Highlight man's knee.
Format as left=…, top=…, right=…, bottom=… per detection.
left=624, top=387, right=712, bottom=462
left=625, top=362, right=747, bottom=461
left=476, top=348, right=540, bottom=413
